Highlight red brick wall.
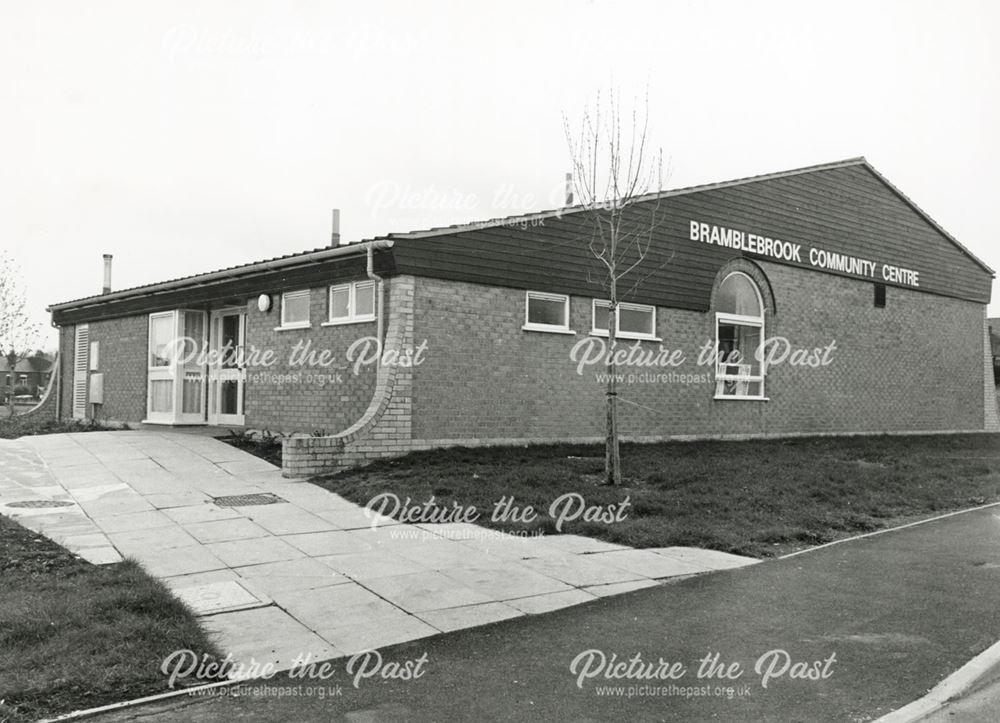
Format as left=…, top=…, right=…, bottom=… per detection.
left=53, top=261, right=987, bottom=449
left=57, top=326, right=74, bottom=420
left=56, top=318, right=147, bottom=423
left=90, top=316, right=149, bottom=423
left=243, top=287, right=381, bottom=434
left=55, top=286, right=383, bottom=432
left=409, top=262, right=986, bottom=444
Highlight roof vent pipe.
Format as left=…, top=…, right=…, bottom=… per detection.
left=102, top=254, right=113, bottom=294
left=565, top=173, right=574, bottom=206
left=331, top=209, right=341, bottom=246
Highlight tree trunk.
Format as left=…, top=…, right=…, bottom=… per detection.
left=5, top=351, right=16, bottom=419
left=605, top=285, right=622, bottom=486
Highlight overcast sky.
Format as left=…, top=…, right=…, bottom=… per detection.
left=3, top=0, right=999, bottom=346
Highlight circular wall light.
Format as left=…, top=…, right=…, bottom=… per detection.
left=257, top=294, right=272, bottom=312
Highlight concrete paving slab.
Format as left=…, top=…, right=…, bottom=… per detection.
left=16, top=514, right=95, bottom=537
left=588, top=549, right=709, bottom=578
left=650, top=546, right=761, bottom=570
left=388, top=538, right=497, bottom=570
left=172, top=581, right=266, bottom=615
left=583, top=579, right=660, bottom=597
left=448, top=533, right=548, bottom=560
left=78, top=496, right=156, bottom=518
left=413, top=522, right=499, bottom=541
left=91, top=509, right=176, bottom=533
left=234, top=558, right=350, bottom=593
left=361, top=570, right=496, bottom=612
left=273, top=582, right=407, bottom=636
left=184, top=518, right=271, bottom=544
left=207, top=537, right=306, bottom=567
left=318, top=613, right=440, bottom=656
left=107, top=525, right=199, bottom=553
left=519, top=553, right=645, bottom=587
left=311, top=507, right=392, bottom=530
left=204, top=606, right=341, bottom=672
left=137, top=545, right=228, bottom=578
left=240, top=505, right=335, bottom=535
left=442, top=561, right=574, bottom=600
left=506, top=589, right=598, bottom=614
left=70, top=485, right=139, bottom=502
left=283, top=530, right=375, bottom=556
left=162, top=568, right=243, bottom=588
left=161, top=503, right=244, bottom=524
left=143, top=491, right=213, bottom=510
left=316, top=550, right=432, bottom=581
left=416, top=602, right=524, bottom=632
left=76, top=546, right=124, bottom=564
left=60, top=532, right=115, bottom=549
left=528, top=534, right=632, bottom=555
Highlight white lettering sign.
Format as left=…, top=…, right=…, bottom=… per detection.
left=689, top=220, right=919, bottom=287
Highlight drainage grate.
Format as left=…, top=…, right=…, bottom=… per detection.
left=7, top=499, right=75, bottom=509
left=212, top=493, right=287, bottom=507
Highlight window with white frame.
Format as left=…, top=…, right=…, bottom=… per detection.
left=592, top=300, right=657, bottom=340
left=523, top=291, right=570, bottom=332
left=279, top=290, right=311, bottom=329
left=714, top=272, right=765, bottom=399
left=326, top=280, right=376, bottom=324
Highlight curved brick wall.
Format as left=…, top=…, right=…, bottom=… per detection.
left=282, top=276, right=415, bottom=477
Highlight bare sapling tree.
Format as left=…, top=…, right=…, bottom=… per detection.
left=0, top=252, right=42, bottom=418
left=564, top=90, right=665, bottom=486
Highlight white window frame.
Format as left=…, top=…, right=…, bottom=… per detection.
left=714, top=272, right=767, bottom=401
left=145, top=310, right=209, bottom=424
left=277, top=289, right=311, bottom=330
left=591, top=299, right=659, bottom=341
left=323, top=280, right=377, bottom=326
left=522, top=291, right=573, bottom=334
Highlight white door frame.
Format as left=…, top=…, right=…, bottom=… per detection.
left=208, top=308, right=247, bottom=426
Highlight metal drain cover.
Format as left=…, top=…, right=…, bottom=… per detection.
left=212, top=493, right=287, bottom=507
left=7, top=499, right=75, bottom=508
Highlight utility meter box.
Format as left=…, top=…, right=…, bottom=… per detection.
left=89, top=373, right=104, bottom=405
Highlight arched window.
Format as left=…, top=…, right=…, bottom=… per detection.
left=715, top=272, right=766, bottom=399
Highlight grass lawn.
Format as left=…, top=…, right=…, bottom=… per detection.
left=313, top=433, right=1000, bottom=558
left=0, top=515, right=222, bottom=723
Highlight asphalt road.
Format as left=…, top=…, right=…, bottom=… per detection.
left=91, top=505, right=1000, bottom=723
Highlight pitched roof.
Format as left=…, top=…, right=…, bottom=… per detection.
left=0, top=356, right=53, bottom=373
left=47, top=156, right=994, bottom=315
left=375, top=156, right=993, bottom=275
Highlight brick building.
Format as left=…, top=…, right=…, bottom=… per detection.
left=47, top=158, right=998, bottom=476
left=1, top=354, right=54, bottom=399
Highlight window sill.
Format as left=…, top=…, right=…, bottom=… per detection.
left=322, top=317, right=376, bottom=327
left=590, top=331, right=662, bottom=342
left=274, top=323, right=312, bottom=332
left=713, top=395, right=769, bottom=401
left=522, top=325, right=576, bottom=335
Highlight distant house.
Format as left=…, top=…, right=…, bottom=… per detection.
left=1, top=354, right=55, bottom=398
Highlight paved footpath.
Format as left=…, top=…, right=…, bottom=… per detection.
left=0, top=431, right=755, bottom=669
left=86, top=503, right=1000, bottom=722
left=920, top=659, right=1000, bottom=722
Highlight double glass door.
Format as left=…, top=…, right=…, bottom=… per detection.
left=145, top=307, right=247, bottom=426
